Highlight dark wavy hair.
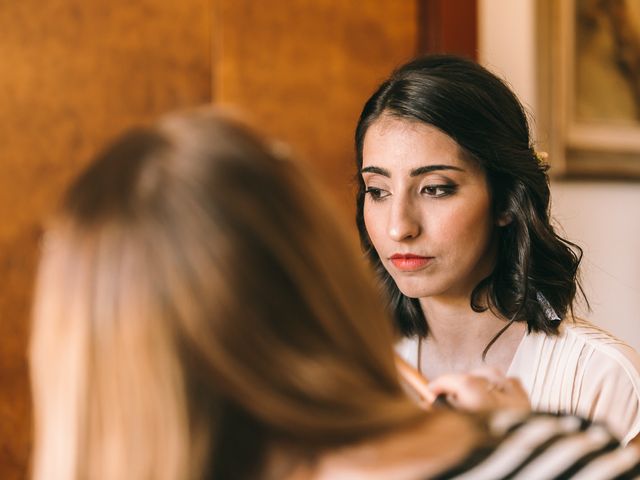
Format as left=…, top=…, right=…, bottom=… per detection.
left=355, top=54, right=585, bottom=340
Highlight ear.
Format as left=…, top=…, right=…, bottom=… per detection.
left=496, top=211, right=512, bottom=227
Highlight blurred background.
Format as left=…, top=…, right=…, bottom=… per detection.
left=480, top=0, right=640, bottom=353
left=0, top=1, right=637, bottom=477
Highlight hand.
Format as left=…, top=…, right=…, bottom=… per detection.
left=427, top=367, right=531, bottom=413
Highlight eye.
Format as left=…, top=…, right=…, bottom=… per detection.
left=364, top=187, right=390, bottom=201
left=421, top=184, right=457, bottom=198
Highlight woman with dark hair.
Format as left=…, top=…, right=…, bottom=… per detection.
left=355, top=54, right=640, bottom=444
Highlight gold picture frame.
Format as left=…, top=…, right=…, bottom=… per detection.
left=537, top=0, right=640, bottom=178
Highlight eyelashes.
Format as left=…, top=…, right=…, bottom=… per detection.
left=364, top=183, right=458, bottom=201
left=420, top=184, right=458, bottom=198
left=364, top=187, right=389, bottom=201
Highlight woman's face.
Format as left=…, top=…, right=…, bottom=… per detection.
left=362, top=116, right=501, bottom=302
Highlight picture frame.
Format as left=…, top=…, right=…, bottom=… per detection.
left=537, top=0, right=640, bottom=178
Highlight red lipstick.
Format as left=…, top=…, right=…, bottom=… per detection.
left=389, top=254, right=433, bottom=271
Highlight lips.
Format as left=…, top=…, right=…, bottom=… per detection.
left=389, top=254, right=433, bottom=271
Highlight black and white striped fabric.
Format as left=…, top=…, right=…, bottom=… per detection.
left=433, top=411, right=640, bottom=479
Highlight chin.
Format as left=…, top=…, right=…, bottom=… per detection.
left=393, top=279, right=445, bottom=300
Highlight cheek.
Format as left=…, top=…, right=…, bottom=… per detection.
left=363, top=203, right=384, bottom=247
left=435, top=202, right=493, bottom=247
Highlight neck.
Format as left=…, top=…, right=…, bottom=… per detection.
left=418, top=296, right=525, bottom=378
left=420, top=295, right=505, bottom=346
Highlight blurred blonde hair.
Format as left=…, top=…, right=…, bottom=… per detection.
left=30, top=109, right=424, bottom=479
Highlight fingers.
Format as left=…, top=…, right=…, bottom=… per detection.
left=468, top=367, right=527, bottom=397
left=428, top=373, right=492, bottom=411
left=394, top=355, right=530, bottom=413
left=427, top=371, right=531, bottom=413
left=502, top=377, right=528, bottom=396
left=469, top=366, right=507, bottom=386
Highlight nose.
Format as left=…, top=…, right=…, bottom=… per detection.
left=388, top=197, right=420, bottom=241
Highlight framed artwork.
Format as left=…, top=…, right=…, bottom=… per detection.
left=537, top=0, right=640, bottom=178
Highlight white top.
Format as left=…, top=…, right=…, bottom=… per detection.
left=396, top=318, right=640, bottom=444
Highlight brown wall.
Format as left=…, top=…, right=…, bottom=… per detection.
left=0, top=1, right=476, bottom=477
left=418, top=0, right=477, bottom=59
left=212, top=0, right=418, bottom=219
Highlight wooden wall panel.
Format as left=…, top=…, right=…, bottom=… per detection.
left=1, top=1, right=422, bottom=477
left=0, top=2, right=211, bottom=477
left=212, top=0, right=418, bottom=222
left=417, top=0, right=477, bottom=59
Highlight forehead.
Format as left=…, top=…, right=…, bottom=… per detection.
left=362, top=116, right=478, bottom=173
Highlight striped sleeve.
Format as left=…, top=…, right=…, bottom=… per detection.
left=432, top=411, right=640, bottom=479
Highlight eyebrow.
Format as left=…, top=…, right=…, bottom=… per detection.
left=361, top=165, right=465, bottom=177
